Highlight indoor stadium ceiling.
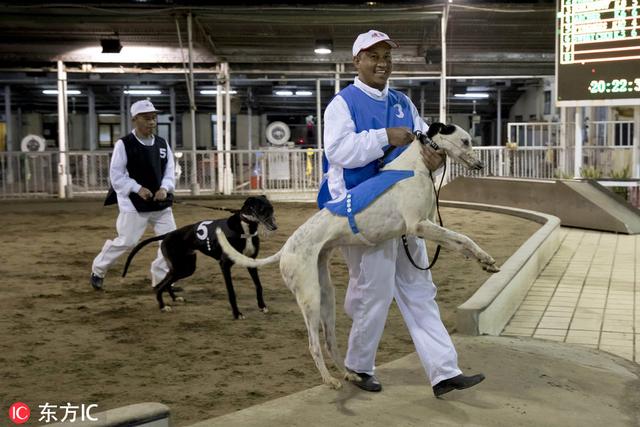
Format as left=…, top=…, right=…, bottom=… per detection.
left=0, top=0, right=556, bottom=115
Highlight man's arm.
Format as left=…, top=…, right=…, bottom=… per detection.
left=323, top=96, right=413, bottom=168
left=110, top=140, right=142, bottom=195
left=155, top=143, right=175, bottom=201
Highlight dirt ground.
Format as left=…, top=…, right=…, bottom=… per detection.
left=0, top=198, right=539, bottom=426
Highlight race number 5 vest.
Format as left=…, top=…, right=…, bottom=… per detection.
left=122, top=133, right=173, bottom=212
left=317, top=84, right=414, bottom=209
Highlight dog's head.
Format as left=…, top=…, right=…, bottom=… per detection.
left=239, top=195, right=277, bottom=231
left=424, top=122, right=483, bottom=171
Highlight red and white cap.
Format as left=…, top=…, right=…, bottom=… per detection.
left=352, top=30, right=399, bottom=57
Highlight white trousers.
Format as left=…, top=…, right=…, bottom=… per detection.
left=92, top=208, right=176, bottom=286
left=342, top=236, right=462, bottom=386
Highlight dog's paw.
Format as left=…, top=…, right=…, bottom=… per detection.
left=325, top=376, right=342, bottom=390
left=344, top=371, right=361, bottom=382
left=160, top=306, right=173, bottom=313
left=260, top=306, right=269, bottom=314
left=483, top=263, right=501, bottom=273
left=234, top=313, right=246, bottom=320
left=175, top=296, right=185, bottom=303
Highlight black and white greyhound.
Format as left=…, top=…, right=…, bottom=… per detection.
left=122, top=195, right=277, bottom=318
left=216, top=124, right=500, bottom=388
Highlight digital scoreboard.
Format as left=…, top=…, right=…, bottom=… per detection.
left=556, top=0, right=640, bottom=106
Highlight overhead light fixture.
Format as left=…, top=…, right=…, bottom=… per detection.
left=100, top=38, right=123, bottom=54
left=454, top=93, right=490, bottom=99
left=42, top=89, right=81, bottom=95
left=314, top=40, right=333, bottom=55
left=275, top=90, right=294, bottom=96
left=123, top=89, right=162, bottom=95
left=199, top=89, right=237, bottom=95
left=295, top=90, right=313, bottom=96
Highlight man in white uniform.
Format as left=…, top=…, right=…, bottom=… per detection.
left=320, top=30, right=485, bottom=396
left=90, top=100, right=177, bottom=291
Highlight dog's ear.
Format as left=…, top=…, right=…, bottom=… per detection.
left=427, top=122, right=457, bottom=139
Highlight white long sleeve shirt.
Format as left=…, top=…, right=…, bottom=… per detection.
left=110, top=129, right=175, bottom=213
left=323, top=77, right=430, bottom=201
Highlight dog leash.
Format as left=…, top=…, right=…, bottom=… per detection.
left=173, top=200, right=237, bottom=213
left=401, top=130, right=445, bottom=271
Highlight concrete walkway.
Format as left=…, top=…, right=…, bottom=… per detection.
left=503, top=227, right=639, bottom=363
left=190, top=336, right=639, bottom=427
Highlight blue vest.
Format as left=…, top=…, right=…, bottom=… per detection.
left=317, top=84, right=414, bottom=209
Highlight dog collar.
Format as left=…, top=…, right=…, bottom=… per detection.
left=240, top=231, right=258, bottom=239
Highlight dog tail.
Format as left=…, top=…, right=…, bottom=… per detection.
left=215, top=227, right=282, bottom=268
left=122, top=234, right=167, bottom=277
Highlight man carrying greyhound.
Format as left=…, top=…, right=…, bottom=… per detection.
left=319, top=30, right=484, bottom=396
left=90, top=99, right=177, bottom=291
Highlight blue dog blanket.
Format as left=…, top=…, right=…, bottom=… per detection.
left=325, top=170, right=414, bottom=234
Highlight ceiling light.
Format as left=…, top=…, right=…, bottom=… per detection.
left=314, top=40, right=333, bottom=55
left=275, top=90, right=294, bottom=96
left=42, top=89, right=81, bottom=95
left=295, top=90, right=313, bottom=96
left=199, top=89, right=237, bottom=95
left=123, top=89, right=162, bottom=95
left=454, top=93, right=490, bottom=99
left=100, top=38, right=122, bottom=54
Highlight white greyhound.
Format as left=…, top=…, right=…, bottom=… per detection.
left=216, top=123, right=500, bottom=389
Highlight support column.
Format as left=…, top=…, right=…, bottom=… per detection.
left=223, top=63, right=233, bottom=195
left=316, top=79, right=322, bottom=149
left=216, top=66, right=224, bottom=193
left=440, top=4, right=450, bottom=183
left=574, top=107, right=583, bottom=178
left=187, top=12, right=199, bottom=195
left=247, top=88, right=253, bottom=152
left=633, top=106, right=640, bottom=179
left=420, top=85, right=425, bottom=119
left=169, top=86, right=177, bottom=151
left=120, top=93, right=126, bottom=136
left=87, top=86, right=98, bottom=187
left=559, top=106, right=567, bottom=175
left=334, top=63, right=341, bottom=95
left=57, top=61, right=69, bottom=198
left=4, top=85, right=14, bottom=185
left=496, top=88, right=502, bottom=146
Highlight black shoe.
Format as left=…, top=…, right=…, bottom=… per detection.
left=346, top=369, right=382, bottom=392
left=433, top=373, right=485, bottom=397
left=90, top=273, right=104, bottom=290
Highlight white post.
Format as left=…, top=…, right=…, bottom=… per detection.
left=120, top=93, right=126, bottom=136
left=496, top=88, right=502, bottom=145
left=574, top=107, right=583, bottom=178
left=439, top=4, right=449, bottom=124
left=316, top=78, right=322, bottom=149
left=559, top=106, right=567, bottom=176
left=169, top=86, right=177, bottom=151
left=4, top=85, right=14, bottom=184
left=216, top=67, right=224, bottom=193
left=187, top=13, right=199, bottom=195
left=224, top=62, right=233, bottom=195
left=334, top=63, right=340, bottom=95
left=57, top=61, right=69, bottom=198
left=247, top=88, right=253, bottom=152
left=88, top=87, right=97, bottom=151
left=633, top=106, right=640, bottom=179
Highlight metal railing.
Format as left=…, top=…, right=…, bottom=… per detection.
left=0, top=137, right=634, bottom=199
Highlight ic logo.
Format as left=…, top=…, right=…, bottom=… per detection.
left=9, top=402, right=30, bottom=425
left=393, top=103, right=405, bottom=119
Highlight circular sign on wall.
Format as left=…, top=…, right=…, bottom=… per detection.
left=20, top=134, right=46, bottom=152
left=265, top=121, right=291, bottom=146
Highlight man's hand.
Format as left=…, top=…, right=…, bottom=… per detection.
left=421, top=144, right=446, bottom=172
left=386, top=127, right=414, bottom=147
left=154, top=188, right=168, bottom=201
left=137, top=187, right=153, bottom=201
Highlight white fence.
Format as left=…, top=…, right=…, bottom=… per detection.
left=0, top=120, right=636, bottom=199
left=0, top=148, right=324, bottom=199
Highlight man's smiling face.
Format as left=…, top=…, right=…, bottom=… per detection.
left=354, top=42, right=393, bottom=91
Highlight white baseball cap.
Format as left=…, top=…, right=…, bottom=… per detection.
left=352, top=30, right=398, bottom=57
left=130, top=99, right=160, bottom=118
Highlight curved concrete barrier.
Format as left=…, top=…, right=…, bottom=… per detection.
left=46, top=403, right=171, bottom=427
left=440, top=201, right=562, bottom=336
